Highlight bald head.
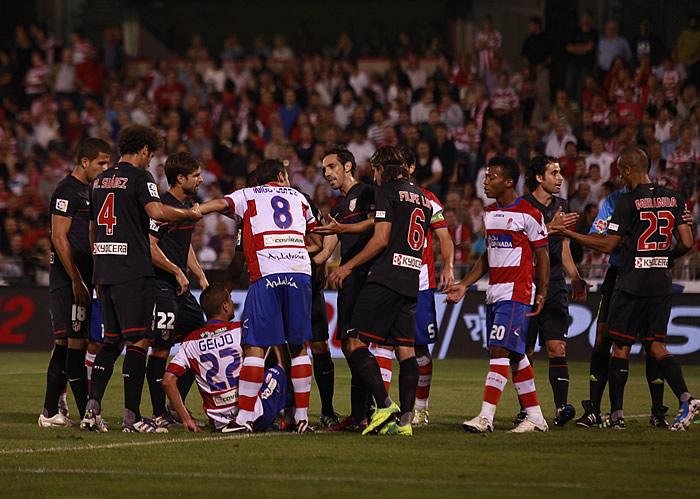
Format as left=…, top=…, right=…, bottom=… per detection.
left=617, top=146, right=649, bottom=173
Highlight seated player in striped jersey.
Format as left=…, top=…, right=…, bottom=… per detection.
left=162, top=283, right=288, bottom=433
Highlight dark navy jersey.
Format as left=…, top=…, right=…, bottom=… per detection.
left=91, top=162, right=161, bottom=285
left=523, top=193, right=569, bottom=281
left=367, top=179, right=433, bottom=298
left=331, top=182, right=375, bottom=266
left=607, top=183, right=686, bottom=296
left=149, top=191, right=194, bottom=288
left=49, top=174, right=93, bottom=291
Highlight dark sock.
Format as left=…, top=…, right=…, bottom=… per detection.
left=146, top=356, right=167, bottom=417
left=608, top=356, right=629, bottom=414
left=65, top=348, right=88, bottom=418
left=348, top=348, right=389, bottom=408
left=123, top=346, right=148, bottom=420
left=177, top=370, right=195, bottom=403
left=548, top=356, right=569, bottom=408
left=645, top=355, right=665, bottom=412
left=43, top=344, right=68, bottom=416
left=312, top=351, right=335, bottom=416
left=398, top=357, right=418, bottom=425
left=589, top=344, right=611, bottom=412
left=349, top=368, right=370, bottom=423
left=89, top=343, right=119, bottom=403
left=658, top=355, right=689, bottom=401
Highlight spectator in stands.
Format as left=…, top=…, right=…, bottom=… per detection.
left=545, top=122, right=576, bottom=158
left=474, top=16, right=502, bottom=77
left=585, top=137, right=615, bottom=180
left=565, top=11, right=598, bottom=101
left=597, top=20, right=632, bottom=73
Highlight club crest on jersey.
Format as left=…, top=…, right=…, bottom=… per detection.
left=594, top=218, right=608, bottom=233
left=349, top=198, right=357, bottom=212
left=506, top=217, right=513, bottom=229
left=147, top=182, right=160, bottom=198
left=55, top=198, right=69, bottom=212
left=160, top=330, right=170, bottom=341
left=72, top=320, right=81, bottom=332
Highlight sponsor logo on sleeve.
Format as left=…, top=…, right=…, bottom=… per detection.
left=147, top=182, right=160, bottom=198
left=149, top=218, right=159, bottom=232
left=608, top=222, right=619, bottom=231
left=375, top=210, right=386, bottom=219
left=392, top=253, right=422, bottom=270
left=349, top=198, right=357, bottom=212
left=55, top=199, right=69, bottom=212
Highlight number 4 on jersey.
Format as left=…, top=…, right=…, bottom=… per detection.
left=98, top=192, right=117, bottom=235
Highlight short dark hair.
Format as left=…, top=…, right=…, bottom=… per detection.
left=370, top=145, right=409, bottom=183
left=324, top=145, right=357, bottom=175
left=76, top=137, right=111, bottom=163
left=164, top=152, right=200, bottom=186
left=488, top=156, right=520, bottom=185
left=525, top=156, right=558, bottom=192
left=118, top=125, right=162, bottom=155
left=398, top=145, right=416, bottom=167
left=255, top=159, right=286, bottom=184
left=618, top=145, right=649, bottom=173
left=199, top=283, right=231, bottom=320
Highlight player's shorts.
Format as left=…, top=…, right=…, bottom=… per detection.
left=253, top=366, right=289, bottom=432
left=49, top=285, right=90, bottom=341
left=99, top=277, right=156, bottom=346
left=336, top=268, right=368, bottom=341
left=152, top=282, right=205, bottom=350
left=415, top=288, right=438, bottom=346
left=606, top=290, right=671, bottom=345
left=89, top=298, right=104, bottom=343
left=310, top=285, right=329, bottom=342
left=526, top=279, right=569, bottom=350
left=485, top=300, right=532, bottom=355
left=349, top=282, right=416, bottom=348
left=597, top=265, right=619, bottom=323
left=242, top=273, right=312, bottom=347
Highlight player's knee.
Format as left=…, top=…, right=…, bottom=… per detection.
left=395, top=346, right=414, bottom=362
left=309, top=341, right=329, bottom=355
left=414, top=345, right=429, bottom=357
left=54, top=338, right=67, bottom=347
left=546, top=341, right=566, bottom=358
left=611, top=342, right=630, bottom=359
left=150, top=348, right=169, bottom=359
left=67, top=338, right=86, bottom=350
left=648, top=341, right=669, bottom=360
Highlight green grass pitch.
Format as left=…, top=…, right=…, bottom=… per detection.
left=1, top=353, right=699, bottom=498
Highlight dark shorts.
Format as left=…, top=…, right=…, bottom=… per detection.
left=606, top=290, right=671, bottom=345
left=349, top=282, right=416, bottom=348
left=152, top=282, right=205, bottom=350
left=597, top=265, right=619, bottom=323
left=310, top=286, right=329, bottom=342
left=49, top=286, right=91, bottom=341
left=415, top=288, right=438, bottom=346
left=336, top=268, right=368, bottom=341
left=99, top=277, right=156, bottom=345
left=526, top=279, right=570, bottom=350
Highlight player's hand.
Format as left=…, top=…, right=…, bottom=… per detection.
left=72, top=278, right=90, bottom=309
left=312, top=215, right=343, bottom=235
left=199, top=274, right=210, bottom=290
left=190, top=203, right=203, bottom=221
left=328, top=265, right=351, bottom=288
left=681, top=209, right=693, bottom=225
left=570, top=276, right=588, bottom=302
left=444, top=281, right=467, bottom=303
left=182, top=415, right=202, bottom=432
left=526, top=294, right=546, bottom=317
left=548, top=209, right=579, bottom=235
left=175, top=269, right=190, bottom=296
left=439, top=266, right=455, bottom=291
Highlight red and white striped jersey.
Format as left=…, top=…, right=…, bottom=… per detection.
left=483, top=197, right=548, bottom=305
left=166, top=320, right=245, bottom=428
left=223, top=183, right=317, bottom=282
left=419, top=188, right=448, bottom=291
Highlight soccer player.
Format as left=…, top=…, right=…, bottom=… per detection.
left=147, top=151, right=208, bottom=429
left=162, top=283, right=288, bottom=433
left=550, top=146, right=698, bottom=430
left=446, top=156, right=550, bottom=433
left=520, top=156, right=587, bottom=426
left=81, top=125, right=203, bottom=433
left=39, top=138, right=111, bottom=428
left=328, top=145, right=432, bottom=437
left=199, top=159, right=320, bottom=433
left=314, top=145, right=376, bottom=430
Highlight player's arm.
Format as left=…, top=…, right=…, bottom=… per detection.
left=312, top=214, right=375, bottom=235
left=305, top=232, right=323, bottom=254
left=162, top=371, right=201, bottom=432
left=562, top=238, right=588, bottom=302
left=550, top=220, right=623, bottom=254
left=312, top=234, right=339, bottom=265
left=434, top=227, right=455, bottom=289
left=187, top=244, right=209, bottom=290
left=527, top=246, right=550, bottom=317
left=445, top=251, right=488, bottom=303
left=51, top=214, right=90, bottom=308
left=198, top=198, right=229, bottom=216
left=145, top=201, right=202, bottom=223
left=328, top=221, right=390, bottom=287
left=149, top=234, right=189, bottom=295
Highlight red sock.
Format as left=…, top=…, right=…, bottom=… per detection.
left=513, top=356, right=544, bottom=421
left=236, top=356, right=265, bottom=424
left=291, top=355, right=312, bottom=423
left=479, top=358, right=510, bottom=422
left=373, top=346, right=393, bottom=394
left=415, top=354, right=433, bottom=410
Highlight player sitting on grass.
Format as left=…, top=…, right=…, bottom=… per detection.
left=162, top=283, right=288, bottom=433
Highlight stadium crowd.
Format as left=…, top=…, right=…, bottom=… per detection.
left=1, top=14, right=700, bottom=285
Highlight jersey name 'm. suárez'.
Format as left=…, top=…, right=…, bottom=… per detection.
left=398, top=190, right=431, bottom=208
left=634, top=196, right=677, bottom=210
left=93, top=176, right=129, bottom=189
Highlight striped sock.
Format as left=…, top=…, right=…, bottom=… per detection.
left=479, top=357, right=510, bottom=423
left=414, top=354, right=433, bottom=411
left=236, top=356, right=265, bottom=425
left=373, top=346, right=394, bottom=394
left=513, top=356, right=544, bottom=423
left=291, top=355, right=313, bottom=423
left=85, top=352, right=96, bottom=382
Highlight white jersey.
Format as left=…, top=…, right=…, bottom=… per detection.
left=223, top=183, right=317, bottom=282
left=166, top=320, right=246, bottom=429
